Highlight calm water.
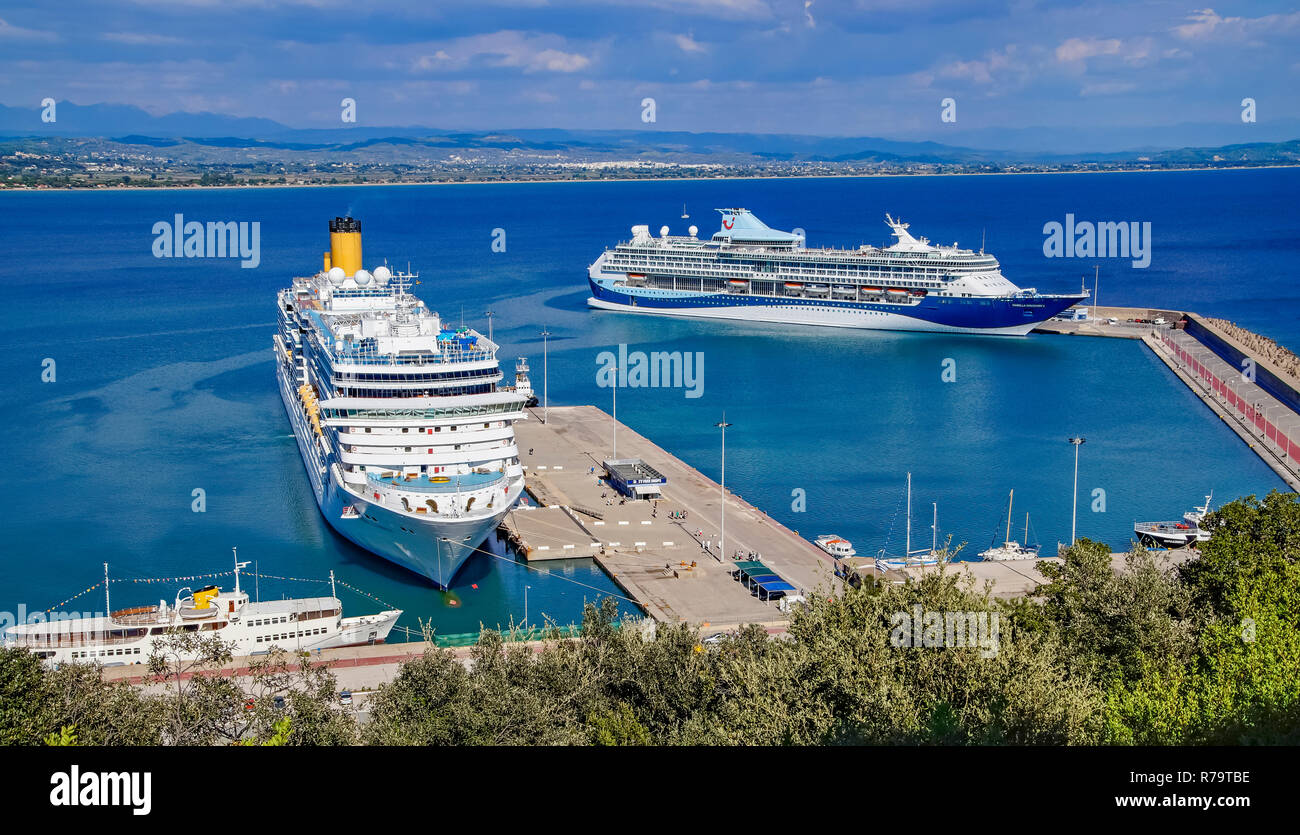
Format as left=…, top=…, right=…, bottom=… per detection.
left=0, top=169, right=1293, bottom=629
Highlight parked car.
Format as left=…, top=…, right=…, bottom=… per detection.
left=273, top=695, right=286, bottom=711
left=339, top=690, right=353, bottom=706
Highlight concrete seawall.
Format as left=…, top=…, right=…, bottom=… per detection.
left=1036, top=305, right=1300, bottom=490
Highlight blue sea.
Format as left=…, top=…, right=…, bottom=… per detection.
left=1, top=169, right=1295, bottom=632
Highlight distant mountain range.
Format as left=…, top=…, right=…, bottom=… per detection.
left=3, top=101, right=1298, bottom=169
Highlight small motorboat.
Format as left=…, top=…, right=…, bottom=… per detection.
left=815, top=535, right=856, bottom=559
left=1134, top=492, right=1214, bottom=548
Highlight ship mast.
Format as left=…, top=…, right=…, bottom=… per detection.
left=905, top=472, right=912, bottom=556
left=1005, top=490, right=1014, bottom=545
left=232, top=547, right=250, bottom=596
left=104, top=562, right=110, bottom=618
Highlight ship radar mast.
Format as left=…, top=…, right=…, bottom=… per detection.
left=232, top=547, right=250, bottom=596
left=885, top=214, right=931, bottom=249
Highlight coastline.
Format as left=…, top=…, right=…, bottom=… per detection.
left=3, top=162, right=1296, bottom=194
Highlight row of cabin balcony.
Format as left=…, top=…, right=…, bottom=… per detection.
left=607, top=258, right=966, bottom=281
left=339, top=440, right=518, bottom=464
left=337, top=425, right=516, bottom=446
left=341, top=420, right=510, bottom=435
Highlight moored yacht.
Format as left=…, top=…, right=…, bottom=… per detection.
left=977, top=490, right=1041, bottom=561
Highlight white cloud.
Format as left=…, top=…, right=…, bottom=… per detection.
left=0, top=16, right=58, bottom=42
left=411, top=31, right=591, bottom=75
left=1173, top=8, right=1300, bottom=41
left=102, top=32, right=186, bottom=46
left=674, top=33, right=707, bottom=53
left=935, top=46, right=1024, bottom=86
left=1055, top=37, right=1121, bottom=64
left=1080, top=80, right=1137, bottom=97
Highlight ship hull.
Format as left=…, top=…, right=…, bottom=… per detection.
left=277, top=361, right=516, bottom=589
left=587, top=276, right=1082, bottom=336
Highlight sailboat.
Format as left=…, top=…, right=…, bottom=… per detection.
left=680, top=204, right=689, bottom=219
left=977, top=490, right=1040, bottom=561
left=875, top=473, right=947, bottom=571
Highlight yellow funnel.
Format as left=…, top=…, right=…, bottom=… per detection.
left=329, top=216, right=362, bottom=276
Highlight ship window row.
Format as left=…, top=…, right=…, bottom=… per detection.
left=71, top=647, right=143, bottom=659
left=613, top=261, right=954, bottom=282
left=333, top=369, right=500, bottom=384
left=333, top=384, right=494, bottom=398
left=249, top=610, right=338, bottom=626
left=256, top=626, right=328, bottom=643
left=350, top=422, right=501, bottom=433
left=616, top=258, right=952, bottom=277
left=343, top=438, right=514, bottom=454
left=324, top=403, right=519, bottom=419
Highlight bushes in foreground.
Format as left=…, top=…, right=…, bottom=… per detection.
left=3, top=491, right=1299, bottom=745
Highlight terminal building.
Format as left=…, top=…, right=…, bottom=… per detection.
left=603, top=458, right=667, bottom=500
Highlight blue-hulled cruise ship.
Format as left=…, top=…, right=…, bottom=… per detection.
left=276, top=218, right=527, bottom=588
left=587, top=209, right=1086, bottom=335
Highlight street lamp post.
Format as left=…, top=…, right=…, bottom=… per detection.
left=540, top=327, right=550, bottom=424
left=611, top=364, right=618, bottom=459
left=715, top=414, right=732, bottom=560
left=524, top=584, right=530, bottom=628
left=1068, top=436, right=1086, bottom=545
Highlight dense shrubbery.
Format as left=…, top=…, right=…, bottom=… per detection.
left=3, top=491, right=1299, bottom=746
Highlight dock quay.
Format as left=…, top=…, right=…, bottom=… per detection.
left=502, top=404, right=842, bottom=626
left=1035, top=305, right=1300, bottom=491
left=865, top=550, right=1192, bottom=599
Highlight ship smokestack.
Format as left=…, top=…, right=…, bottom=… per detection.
left=328, top=216, right=362, bottom=276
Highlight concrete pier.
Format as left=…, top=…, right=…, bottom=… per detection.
left=1035, top=305, right=1300, bottom=491
left=504, top=405, right=841, bottom=627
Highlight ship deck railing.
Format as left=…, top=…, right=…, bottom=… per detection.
left=323, top=344, right=497, bottom=367
left=367, top=470, right=507, bottom=494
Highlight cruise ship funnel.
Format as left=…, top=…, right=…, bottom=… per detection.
left=328, top=215, right=363, bottom=276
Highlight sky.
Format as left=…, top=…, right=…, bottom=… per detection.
left=0, top=1, right=1297, bottom=140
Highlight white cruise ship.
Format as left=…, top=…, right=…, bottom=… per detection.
left=276, top=217, right=527, bottom=588
left=4, top=557, right=401, bottom=666
left=588, top=209, right=1086, bottom=335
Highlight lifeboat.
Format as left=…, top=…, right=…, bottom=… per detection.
left=909, top=289, right=928, bottom=297
left=833, top=285, right=856, bottom=295
left=886, top=288, right=908, bottom=295
left=806, top=284, right=829, bottom=294
left=863, top=287, right=882, bottom=293
left=784, top=282, right=803, bottom=289
left=728, top=279, right=748, bottom=286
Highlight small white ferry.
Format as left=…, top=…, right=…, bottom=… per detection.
left=815, top=535, right=856, bottom=559
left=3, top=554, right=401, bottom=666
